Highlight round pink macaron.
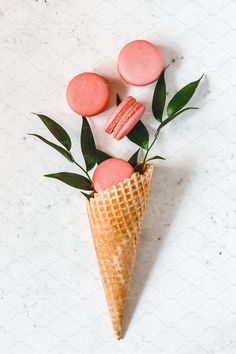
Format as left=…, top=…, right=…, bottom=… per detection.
left=93, top=158, right=134, bottom=192
left=66, top=72, right=110, bottom=117
left=118, top=40, right=163, bottom=86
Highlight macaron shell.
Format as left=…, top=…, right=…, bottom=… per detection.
left=66, top=72, right=110, bottom=116
left=104, top=96, right=135, bottom=133
left=114, top=104, right=145, bottom=140
left=92, top=158, right=134, bottom=192
left=118, top=40, right=163, bottom=86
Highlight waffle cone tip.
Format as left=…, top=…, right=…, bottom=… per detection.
left=115, top=329, right=122, bottom=340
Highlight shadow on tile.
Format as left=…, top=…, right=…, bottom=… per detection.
left=123, top=163, right=191, bottom=336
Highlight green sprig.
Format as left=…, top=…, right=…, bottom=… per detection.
left=119, top=72, right=203, bottom=166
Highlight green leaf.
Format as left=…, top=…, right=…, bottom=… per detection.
left=116, top=94, right=121, bottom=106
left=127, top=120, right=149, bottom=150
left=158, top=107, right=198, bottom=132
left=44, top=172, right=93, bottom=190
left=146, top=155, right=166, bottom=162
left=167, top=74, right=204, bottom=116
left=152, top=68, right=167, bottom=122
left=96, top=149, right=112, bottom=164
left=33, top=114, right=71, bottom=151
left=81, top=117, right=96, bottom=171
left=128, top=149, right=140, bottom=167
left=28, top=134, right=73, bottom=162
left=81, top=192, right=92, bottom=200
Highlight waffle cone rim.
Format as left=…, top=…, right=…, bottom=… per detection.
left=87, top=162, right=153, bottom=202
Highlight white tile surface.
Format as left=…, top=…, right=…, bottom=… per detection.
left=0, top=0, right=236, bottom=353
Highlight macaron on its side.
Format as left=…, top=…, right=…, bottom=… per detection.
left=104, top=96, right=135, bottom=134
left=66, top=72, right=110, bottom=117
left=104, top=95, right=145, bottom=140
left=114, top=103, right=145, bottom=140
left=118, top=40, right=163, bottom=86
left=92, top=158, right=134, bottom=192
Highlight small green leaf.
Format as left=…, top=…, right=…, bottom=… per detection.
left=127, top=120, right=149, bottom=150
left=158, top=107, right=198, bottom=132
left=28, top=134, right=73, bottom=162
left=44, top=172, right=93, bottom=190
left=152, top=68, right=167, bottom=122
left=96, top=149, right=112, bottom=164
left=167, top=74, right=204, bottom=116
left=128, top=149, right=140, bottom=167
left=81, top=192, right=92, bottom=200
left=116, top=94, right=121, bottom=106
left=33, top=114, right=71, bottom=151
left=146, top=155, right=166, bottom=162
left=81, top=117, right=96, bottom=171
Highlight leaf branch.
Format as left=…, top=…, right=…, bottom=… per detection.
left=142, top=73, right=204, bottom=163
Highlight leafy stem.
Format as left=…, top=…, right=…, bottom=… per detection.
left=141, top=71, right=203, bottom=164
left=143, top=130, right=160, bottom=162
left=30, top=114, right=94, bottom=193
left=73, top=159, right=92, bottom=182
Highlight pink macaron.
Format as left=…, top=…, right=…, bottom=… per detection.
left=93, top=158, right=134, bottom=192
left=118, top=40, right=163, bottom=86
left=104, top=96, right=145, bottom=140
left=66, top=72, right=110, bottom=117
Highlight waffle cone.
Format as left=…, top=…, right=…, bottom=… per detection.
left=87, top=164, right=153, bottom=339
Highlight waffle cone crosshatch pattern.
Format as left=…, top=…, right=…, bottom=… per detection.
left=87, top=164, right=153, bottom=338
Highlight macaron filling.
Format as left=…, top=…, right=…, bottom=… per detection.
left=105, top=97, right=135, bottom=134
left=104, top=95, right=145, bottom=140
left=113, top=102, right=142, bottom=137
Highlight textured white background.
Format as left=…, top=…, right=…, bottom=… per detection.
left=0, top=0, right=236, bottom=353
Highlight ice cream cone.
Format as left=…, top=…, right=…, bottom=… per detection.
left=87, top=164, right=153, bottom=339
